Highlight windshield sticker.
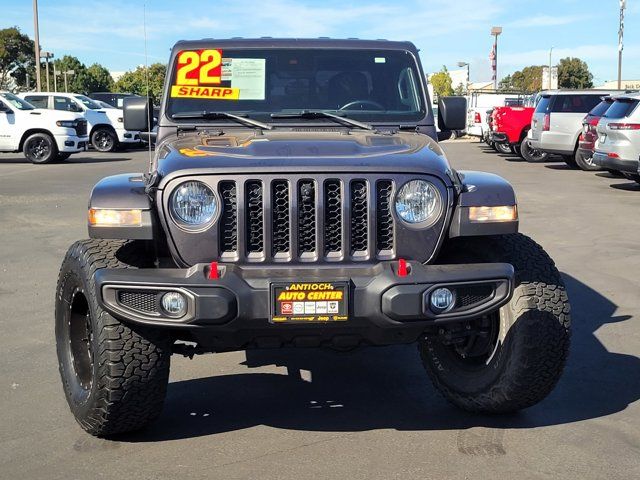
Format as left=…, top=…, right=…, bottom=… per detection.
left=221, top=58, right=266, bottom=100
left=171, top=50, right=265, bottom=101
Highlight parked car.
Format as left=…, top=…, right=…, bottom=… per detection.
left=53, top=38, right=570, bottom=436
left=88, top=92, right=140, bottom=109
left=467, top=92, right=527, bottom=140
left=576, top=96, right=614, bottom=171
left=0, top=91, right=88, bottom=164
left=527, top=89, right=620, bottom=166
left=490, top=95, right=540, bottom=158
left=592, top=92, right=640, bottom=183
left=18, top=92, right=140, bottom=152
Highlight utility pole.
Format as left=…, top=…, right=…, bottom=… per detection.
left=458, top=61, right=470, bottom=93
left=549, top=46, right=553, bottom=89
left=491, top=26, right=502, bottom=91
left=41, top=51, right=53, bottom=91
left=63, top=70, right=75, bottom=92
left=53, top=61, right=57, bottom=92
left=32, top=0, right=41, bottom=91
left=618, top=0, right=626, bottom=89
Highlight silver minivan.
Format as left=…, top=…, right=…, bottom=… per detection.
left=527, top=90, right=619, bottom=166
left=592, top=92, right=640, bottom=182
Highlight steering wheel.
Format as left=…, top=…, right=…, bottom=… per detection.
left=339, top=100, right=385, bottom=111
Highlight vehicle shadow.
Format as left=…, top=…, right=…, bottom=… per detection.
left=118, top=272, right=639, bottom=442
left=609, top=181, right=640, bottom=191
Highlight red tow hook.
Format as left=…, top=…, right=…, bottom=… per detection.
left=208, top=261, right=219, bottom=280
left=397, top=258, right=410, bottom=277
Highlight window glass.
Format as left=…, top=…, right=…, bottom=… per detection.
left=166, top=48, right=426, bottom=123
left=534, top=96, right=551, bottom=114
left=589, top=99, right=614, bottom=117
left=54, top=96, right=82, bottom=112
left=0, top=92, right=35, bottom=110
left=74, top=95, right=102, bottom=110
left=551, top=94, right=602, bottom=113
left=604, top=99, right=639, bottom=118
left=24, top=95, right=49, bottom=109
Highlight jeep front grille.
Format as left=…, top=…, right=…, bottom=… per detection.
left=218, top=176, right=396, bottom=262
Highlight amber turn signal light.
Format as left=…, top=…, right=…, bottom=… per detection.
left=468, top=205, right=517, bottom=223
left=88, top=208, right=142, bottom=226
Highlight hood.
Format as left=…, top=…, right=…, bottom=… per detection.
left=102, top=108, right=124, bottom=124
left=30, top=108, right=85, bottom=121
left=154, top=129, right=453, bottom=188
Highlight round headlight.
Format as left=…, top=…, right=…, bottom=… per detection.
left=395, top=180, right=442, bottom=225
left=170, top=181, right=217, bottom=227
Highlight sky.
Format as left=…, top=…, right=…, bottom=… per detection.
left=2, top=0, right=639, bottom=86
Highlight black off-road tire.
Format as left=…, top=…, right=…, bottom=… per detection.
left=91, top=127, right=118, bottom=152
left=55, top=239, right=170, bottom=436
left=420, top=233, right=571, bottom=413
left=520, top=137, right=548, bottom=162
left=23, top=132, right=58, bottom=164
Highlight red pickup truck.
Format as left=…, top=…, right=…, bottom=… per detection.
left=490, top=105, right=537, bottom=158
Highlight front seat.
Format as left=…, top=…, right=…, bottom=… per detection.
left=327, top=71, right=369, bottom=109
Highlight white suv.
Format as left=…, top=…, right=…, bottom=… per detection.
left=0, top=91, right=88, bottom=164
left=592, top=92, right=640, bottom=182
left=528, top=90, right=620, bottom=167
left=18, top=92, right=140, bottom=152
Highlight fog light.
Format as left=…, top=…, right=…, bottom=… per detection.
left=161, top=292, right=187, bottom=317
left=430, top=288, right=454, bottom=312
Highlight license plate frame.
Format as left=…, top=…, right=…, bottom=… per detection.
left=270, top=281, right=349, bottom=323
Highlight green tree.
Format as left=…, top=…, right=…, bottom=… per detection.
left=85, top=63, right=113, bottom=92
left=511, top=65, right=543, bottom=93
left=0, top=27, right=35, bottom=89
left=557, top=57, right=593, bottom=89
left=498, top=74, right=514, bottom=91
left=430, top=65, right=454, bottom=98
left=114, top=63, right=166, bottom=103
left=52, top=55, right=87, bottom=92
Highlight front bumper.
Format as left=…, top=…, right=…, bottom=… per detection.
left=54, top=134, right=89, bottom=153
left=115, top=128, right=140, bottom=143
left=95, top=261, right=514, bottom=350
left=592, top=152, right=639, bottom=173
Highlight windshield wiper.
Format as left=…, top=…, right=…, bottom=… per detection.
left=270, top=110, right=375, bottom=131
left=171, top=111, right=272, bottom=130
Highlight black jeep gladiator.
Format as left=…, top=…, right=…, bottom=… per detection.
left=55, top=39, right=570, bottom=436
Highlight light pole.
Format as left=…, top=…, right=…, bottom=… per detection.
left=491, top=26, right=502, bottom=91
left=32, top=0, right=41, bottom=91
left=52, top=61, right=57, bottom=92
left=63, top=70, right=75, bottom=92
left=548, top=46, right=553, bottom=90
left=457, top=61, right=470, bottom=93
left=618, top=0, right=626, bottom=89
left=41, top=51, right=54, bottom=91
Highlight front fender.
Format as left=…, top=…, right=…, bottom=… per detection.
left=449, top=170, right=518, bottom=238
left=88, top=173, right=155, bottom=239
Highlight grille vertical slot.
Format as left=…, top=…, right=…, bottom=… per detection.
left=350, top=180, right=368, bottom=254
left=272, top=180, right=290, bottom=256
left=376, top=180, right=394, bottom=253
left=245, top=181, right=264, bottom=254
left=298, top=180, right=316, bottom=255
left=219, top=181, right=238, bottom=253
left=324, top=180, right=342, bottom=255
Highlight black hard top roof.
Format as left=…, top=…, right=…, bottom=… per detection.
left=172, top=37, right=418, bottom=52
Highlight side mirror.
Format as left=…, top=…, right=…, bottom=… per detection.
left=0, top=103, right=12, bottom=113
left=437, top=96, right=467, bottom=131
left=124, top=97, right=154, bottom=132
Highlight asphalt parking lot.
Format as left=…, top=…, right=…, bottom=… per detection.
left=1, top=140, right=639, bottom=480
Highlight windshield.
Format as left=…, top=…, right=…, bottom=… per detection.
left=74, top=94, right=102, bottom=110
left=0, top=92, right=35, bottom=110
left=166, top=48, right=426, bottom=123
